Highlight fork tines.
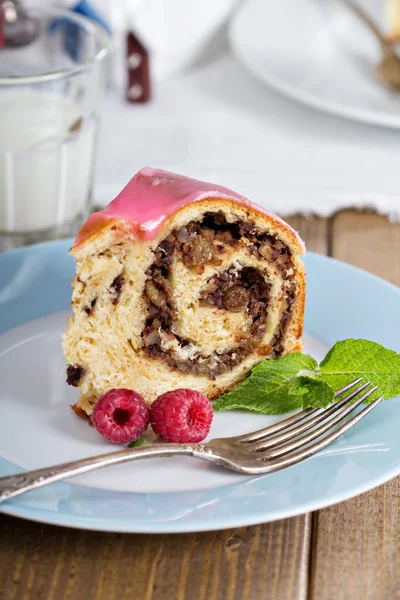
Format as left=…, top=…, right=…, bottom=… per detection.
left=238, top=378, right=383, bottom=473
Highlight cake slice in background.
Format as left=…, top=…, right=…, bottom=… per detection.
left=63, top=168, right=306, bottom=420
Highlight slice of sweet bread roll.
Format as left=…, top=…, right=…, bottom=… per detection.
left=62, top=167, right=306, bottom=418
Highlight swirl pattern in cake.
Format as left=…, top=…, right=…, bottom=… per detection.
left=62, top=168, right=306, bottom=418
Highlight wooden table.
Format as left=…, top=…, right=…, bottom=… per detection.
left=1, top=209, right=399, bottom=600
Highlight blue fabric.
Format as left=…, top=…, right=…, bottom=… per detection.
left=49, top=1, right=110, bottom=62
left=71, top=0, right=111, bottom=34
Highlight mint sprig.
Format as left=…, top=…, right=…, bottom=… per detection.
left=128, top=436, right=147, bottom=448
left=213, top=339, right=400, bottom=415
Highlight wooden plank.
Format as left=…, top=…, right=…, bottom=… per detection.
left=310, top=210, right=400, bottom=600
left=329, top=210, right=400, bottom=285
left=286, top=215, right=328, bottom=255
left=0, top=217, right=328, bottom=600
left=0, top=514, right=311, bottom=600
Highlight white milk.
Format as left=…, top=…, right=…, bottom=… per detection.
left=0, top=91, right=96, bottom=232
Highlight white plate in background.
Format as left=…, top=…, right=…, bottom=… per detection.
left=229, top=0, right=400, bottom=128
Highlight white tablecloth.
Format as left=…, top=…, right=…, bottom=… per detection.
left=95, top=45, right=400, bottom=218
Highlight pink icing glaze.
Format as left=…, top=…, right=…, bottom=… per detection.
left=73, top=167, right=305, bottom=253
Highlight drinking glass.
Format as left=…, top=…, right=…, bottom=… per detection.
left=0, top=3, right=109, bottom=250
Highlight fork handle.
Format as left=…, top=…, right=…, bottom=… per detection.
left=0, top=443, right=210, bottom=503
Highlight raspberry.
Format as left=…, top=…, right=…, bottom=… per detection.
left=150, top=389, right=213, bottom=443
left=92, top=389, right=149, bottom=444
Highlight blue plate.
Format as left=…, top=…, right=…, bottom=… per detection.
left=0, top=240, right=399, bottom=532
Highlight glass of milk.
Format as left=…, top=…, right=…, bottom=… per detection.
left=0, top=3, right=109, bottom=250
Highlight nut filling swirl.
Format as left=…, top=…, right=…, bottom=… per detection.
left=141, top=212, right=296, bottom=379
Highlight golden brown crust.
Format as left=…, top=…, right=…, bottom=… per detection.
left=71, top=198, right=304, bottom=259
left=162, top=198, right=305, bottom=256
left=70, top=402, right=92, bottom=425
left=289, top=255, right=306, bottom=342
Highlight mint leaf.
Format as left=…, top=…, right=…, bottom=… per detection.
left=320, top=339, right=400, bottom=400
left=128, top=436, right=147, bottom=448
left=214, top=339, right=400, bottom=415
left=213, top=353, right=318, bottom=414
left=289, top=376, right=334, bottom=408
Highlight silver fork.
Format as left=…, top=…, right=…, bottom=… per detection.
left=0, top=378, right=383, bottom=504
